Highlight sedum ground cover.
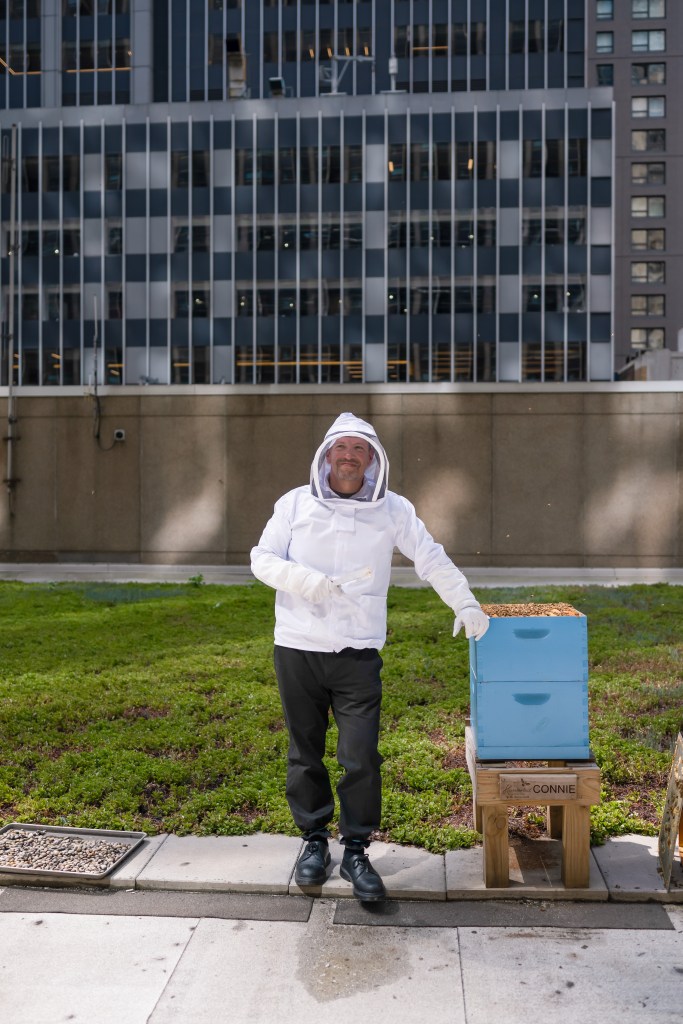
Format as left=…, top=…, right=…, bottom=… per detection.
left=0, top=580, right=681, bottom=853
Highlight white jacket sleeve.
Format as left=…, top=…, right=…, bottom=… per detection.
left=393, top=497, right=482, bottom=615
left=250, top=494, right=332, bottom=602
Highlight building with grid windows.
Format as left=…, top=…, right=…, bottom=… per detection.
left=587, top=0, right=682, bottom=376
left=4, top=1, right=671, bottom=387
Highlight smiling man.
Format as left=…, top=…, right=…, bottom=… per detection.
left=326, top=435, right=375, bottom=495
left=250, top=412, right=488, bottom=902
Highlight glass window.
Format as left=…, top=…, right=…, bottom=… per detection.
left=548, top=19, right=564, bottom=52
left=263, top=32, right=279, bottom=64
left=433, top=143, right=451, bottom=181
left=631, top=327, right=664, bottom=349
left=631, top=261, right=665, bottom=283
left=174, top=288, right=208, bottom=315
left=279, top=223, right=296, bottom=250
left=631, top=294, right=664, bottom=315
left=596, top=32, right=614, bottom=54
left=631, top=161, right=665, bottom=184
left=568, top=215, right=587, bottom=244
left=631, top=129, right=665, bottom=151
left=523, top=216, right=543, bottom=245
left=22, top=292, right=40, bottom=320
left=388, top=144, right=407, bottom=181
left=108, top=289, right=123, bottom=319
left=344, top=145, right=363, bottom=184
left=257, top=150, right=275, bottom=186
left=21, top=157, right=40, bottom=192
left=173, top=222, right=210, bottom=253
left=48, top=290, right=80, bottom=320
left=631, top=96, right=665, bottom=117
left=235, top=150, right=254, bottom=186
left=631, top=195, right=665, bottom=217
left=301, top=30, right=316, bottom=61
left=172, top=152, right=189, bottom=188
left=528, top=20, right=544, bottom=54
left=256, top=223, right=275, bottom=250
left=62, top=226, right=80, bottom=256
left=455, top=141, right=474, bottom=180
left=631, top=227, right=665, bottom=249
left=105, top=153, right=122, bottom=190
left=393, top=25, right=410, bottom=59
left=387, top=284, right=408, bottom=315
left=632, top=30, right=665, bottom=52
left=321, top=145, right=341, bottom=184
left=596, top=1, right=613, bottom=18
left=235, top=287, right=253, bottom=315
left=411, top=143, right=430, bottom=182
left=569, top=139, right=588, bottom=177
left=283, top=31, right=297, bottom=63
left=107, top=223, right=122, bottom=254
left=632, top=0, right=665, bottom=17
left=388, top=218, right=408, bottom=248
left=21, top=227, right=40, bottom=256
left=478, top=217, right=497, bottom=247
left=596, top=64, right=613, bottom=85
left=477, top=141, right=497, bottom=180
left=455, top=217, right=475, bottom=247
left=319, top=28, right=334, bottom=60
left=278, top=148, right=297, bottom=185
left=344, top=220, right=363, bottom=248
left=470, top=22, right=487, bottom=56
left=509, top=21, right=525, bottom=54
left=523, top=139, right=564, bottom=178
left=631, top=62, right=665, bottom=85
left=299, top=218, right=318, bottom=250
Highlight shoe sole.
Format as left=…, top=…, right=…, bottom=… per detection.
left=295, top=855, right=331, bottom=887
left=339, top=864, right=386, bottom=902
left=294, top=872, right=328, bottom=886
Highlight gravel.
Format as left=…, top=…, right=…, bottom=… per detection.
left=0, top=829, right=132, bottom=876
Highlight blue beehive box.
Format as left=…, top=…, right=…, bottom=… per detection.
left=469, top=606, right=590, bottom=760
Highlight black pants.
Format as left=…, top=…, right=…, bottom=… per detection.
left=273, top=645, right=383, bottom=842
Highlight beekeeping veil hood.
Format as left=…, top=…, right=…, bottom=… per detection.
left=310, top=412, right=388, bottom=504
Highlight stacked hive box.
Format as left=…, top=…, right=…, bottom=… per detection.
left=469, top=604, right=591, bottom=761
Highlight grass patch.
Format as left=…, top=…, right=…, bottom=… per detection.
left=0, top=581, right=681, bottom=852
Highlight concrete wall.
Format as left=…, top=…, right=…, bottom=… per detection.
left=0, top=385, right=681, bottom=568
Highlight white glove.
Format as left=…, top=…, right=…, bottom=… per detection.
left=453, top=607, right=489, bottom=641
left=299, top=571, right=342, bottom=604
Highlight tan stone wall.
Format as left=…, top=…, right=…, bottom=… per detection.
left=0, top=388, right=681, bottom=567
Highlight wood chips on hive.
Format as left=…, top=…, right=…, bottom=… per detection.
left=481, top=603, right=582, bottom=617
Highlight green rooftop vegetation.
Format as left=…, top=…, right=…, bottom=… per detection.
left=0, top=581, right=680, bottom=853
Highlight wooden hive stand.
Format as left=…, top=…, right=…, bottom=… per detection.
left=465, top=725, right=601, bottom=889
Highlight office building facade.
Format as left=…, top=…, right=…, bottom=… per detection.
left=586, top=0, right=682, bottom=371
left=0, top=2, right=627, bottom=386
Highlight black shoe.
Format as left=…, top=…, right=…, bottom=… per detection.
left=340, top=849, right=386, bottom=902
left=295, top=839, right=331, bottom=886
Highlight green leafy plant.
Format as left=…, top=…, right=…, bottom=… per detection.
left=0, top=582, right=680, bottom=851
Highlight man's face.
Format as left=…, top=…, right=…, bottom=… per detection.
left=326, top=436, right=374, bottom=494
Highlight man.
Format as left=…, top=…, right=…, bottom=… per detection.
left=250, top=412, right=488, bottom=901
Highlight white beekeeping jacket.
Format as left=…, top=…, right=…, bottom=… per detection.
left=251, top=412, right=480, bottom=652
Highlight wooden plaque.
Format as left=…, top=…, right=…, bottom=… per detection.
left=499, top=774, right=578, bottom=802
left=658, top=732, right=683, bottom=891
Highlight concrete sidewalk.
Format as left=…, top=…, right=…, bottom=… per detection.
left=1, top=832, right=681, bottom=903
left=0, top=834, right=682, bottom=1024
left=1, top=562, right=683, bottom=587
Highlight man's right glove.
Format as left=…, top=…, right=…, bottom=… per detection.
left=299, top=571, right=343, bottom=604
left=453, top=607, right=490, bottom=641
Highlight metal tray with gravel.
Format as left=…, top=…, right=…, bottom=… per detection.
left=0, top=823, right=147, bottom=882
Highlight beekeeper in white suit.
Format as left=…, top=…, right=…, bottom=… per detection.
left=251, top=412, right=488, bottom=901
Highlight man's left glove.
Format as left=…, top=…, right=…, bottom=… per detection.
left=453, top=607, right=489, bottom=641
